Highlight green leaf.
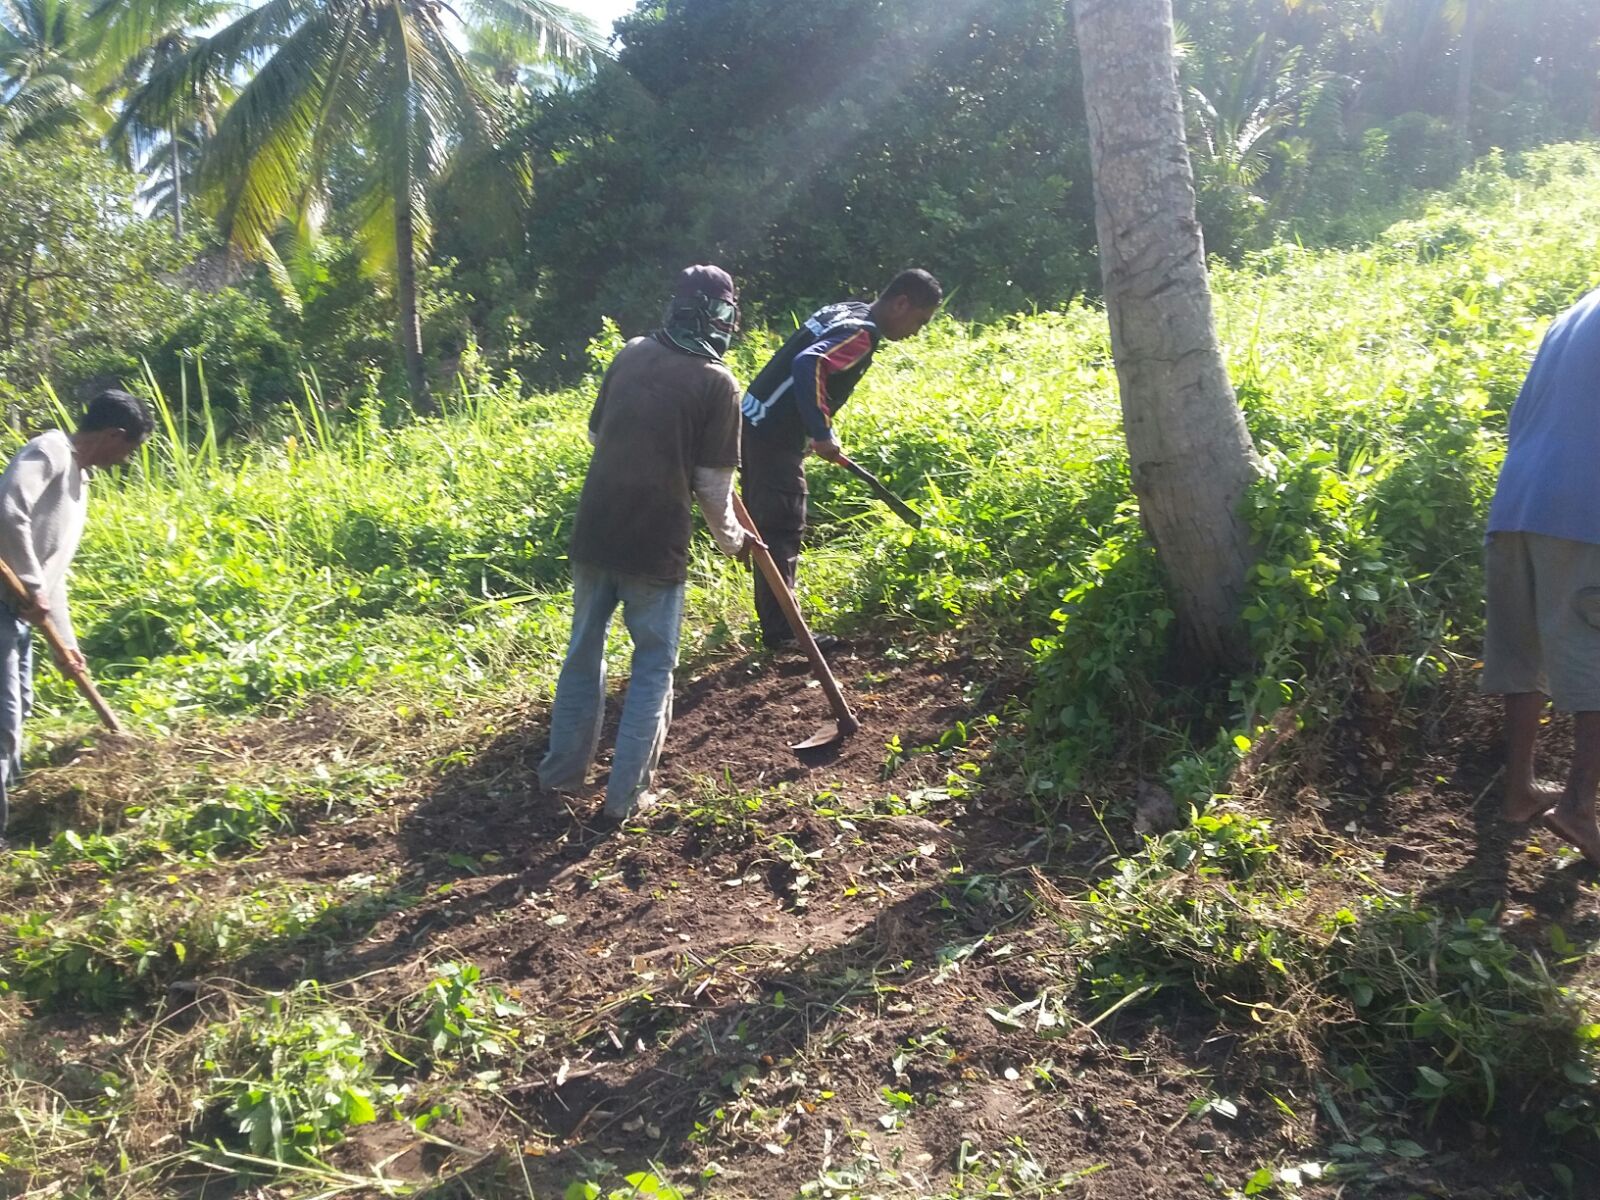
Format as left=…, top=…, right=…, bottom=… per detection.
left=621, top=1174, right=683, bottom=1199
left=1562, top=1060, right=1595, bottom=1085
left=1389, top=1139, right=1427, bottom=1159
left=1243, top=1166, right=1275, bottom=1194
left=345, top=1090, right=377, bottom=1125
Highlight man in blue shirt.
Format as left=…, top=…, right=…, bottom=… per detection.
left=1484, top=285, right=1600, bottom=864
left=740, top=269, right=942, bottom=649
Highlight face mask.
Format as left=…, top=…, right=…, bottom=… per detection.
left=661, top=293, right=740, bottom=359
left=705, top=296, right=740, bottom=354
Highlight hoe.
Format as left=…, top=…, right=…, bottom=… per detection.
left=0, top=557, right=122, bottom=733
left=732, top=493, right=859, bottom=753
left=836, top=454, right=921, bottom=529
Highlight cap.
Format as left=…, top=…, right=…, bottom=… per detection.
left=673, top=264, right=737, bottom=304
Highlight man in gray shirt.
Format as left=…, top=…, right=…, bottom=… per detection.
left=0, top=389, right=152, bottom=845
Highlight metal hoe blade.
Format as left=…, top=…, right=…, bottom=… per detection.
left=792, top=711, right=860, bottom=753
left=793, top=721, right=845, bottom=752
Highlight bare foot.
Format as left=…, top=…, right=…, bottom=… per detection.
left=1543, top=805, right=1600, bottom=868
left=1504, top=779, right=1563, bottom=823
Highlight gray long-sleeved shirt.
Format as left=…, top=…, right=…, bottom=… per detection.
left=0, top=431, right=87, bottom=649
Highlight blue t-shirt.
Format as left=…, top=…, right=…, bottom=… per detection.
left=1488, top=287, right=1600, bottom=545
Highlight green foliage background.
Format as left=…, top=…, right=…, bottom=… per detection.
left=37, top=146, right=1596, bottom=789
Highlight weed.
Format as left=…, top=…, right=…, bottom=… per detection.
left=415, top=961, right=524, bottom=1064
left=565, top=1172, right=686, bottom=1200
left=1038, top=846, right=1600, bottom=1136
left=200, top=982, right=384, bottom=1164
left=1, top=873, right=406, bottom=1010
left=10, top=762, right=399, bottom=887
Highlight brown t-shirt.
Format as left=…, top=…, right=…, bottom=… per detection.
left=569, top=336, right=742, bottom=583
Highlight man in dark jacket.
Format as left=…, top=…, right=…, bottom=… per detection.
left=539, top=266, right=751, bottom=822
left=739, top=268, right=942, bottom=649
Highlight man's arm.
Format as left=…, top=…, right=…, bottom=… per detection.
left=45, top=574, right=81, bottom=665
left=692, top=466, right=748, bottom=557
left=695, top=367, right=751, bottom=556
left=587, top=356, right=621, bottom=448
left=0, top=445, right=56, bottom=617
left=790, top=327, right=874, bottom=461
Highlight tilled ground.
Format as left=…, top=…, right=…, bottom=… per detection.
left=5, top=647, right=1599, bottom=1198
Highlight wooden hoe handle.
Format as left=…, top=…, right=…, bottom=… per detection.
left=731, top=492, right=859, bottom=736
left=0, top=558, right=122, bottom=733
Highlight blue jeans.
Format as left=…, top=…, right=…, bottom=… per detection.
left=0, top=613, right=33, bottom=835
left=538, top=563, right=685, bottom=818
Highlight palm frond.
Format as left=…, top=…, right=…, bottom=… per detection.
left=114, top=0, right=318, bottom=137
left=459, top=0, right=606, bottom=68
left=85, top=0, right=242, bottom=73
left=0, top=68, right=88, bottom=140
left=351, top=175, right=401, bottom=277
left=198, top=4, right=352, bottom=267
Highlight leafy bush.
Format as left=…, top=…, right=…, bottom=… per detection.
left=0, top=138, right=187, bottom=412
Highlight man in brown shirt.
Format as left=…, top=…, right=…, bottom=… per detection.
left=539, top=266, right=751, bottom=821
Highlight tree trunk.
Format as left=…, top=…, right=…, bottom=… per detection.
left=170, top=118, right=184, bottom=241
left=1072, top=0, right=1261, bottom=671
left=1455, top=0, right=1477, bottom=166
left=393, top=180, right=434, bottom=416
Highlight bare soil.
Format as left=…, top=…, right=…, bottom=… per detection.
left=6, top=646, right=1598, bottom=1198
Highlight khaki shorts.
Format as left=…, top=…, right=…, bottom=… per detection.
left=1483, top=531, right=1600, bottom=711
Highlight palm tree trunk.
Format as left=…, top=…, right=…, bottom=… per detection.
left=1454, top=0, right=1477, bottom=166
left=170, top=117, right=184, bottom=241
left=384, top=9, right=434, bottom=417
left=1073, top=0, right=1261, bottom=672
left=394, top=191, right=433, bottom=416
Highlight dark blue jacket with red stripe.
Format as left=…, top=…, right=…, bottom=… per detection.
left=741, top=301, right=879, bottom=460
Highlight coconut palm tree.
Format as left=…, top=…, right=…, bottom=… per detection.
left=1074, top=0, right=1262, bottom=669
left=92, top=2, right=240, bottom=240
left=0, top=0, right=101, bottom=140
left=114, top=0, right=602, bottom=413
left=1186, top=33, right=1339, bottom=191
